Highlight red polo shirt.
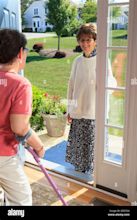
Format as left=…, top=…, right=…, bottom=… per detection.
left=0, top=71, right=32, bottom=156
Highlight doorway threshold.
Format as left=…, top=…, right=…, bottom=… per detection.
left=25, top=149, right=93, bottom=185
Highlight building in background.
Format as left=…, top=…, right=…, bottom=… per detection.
left=23, top=0, right=52, bottom=32
left=23, top=0, right=85, bottom=33
left=111, top=6, right=128, bottom=30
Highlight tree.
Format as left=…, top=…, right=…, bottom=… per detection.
left=62, top=6, right=82, bottom=37
left=112, top=6, right=121, bottom=18
left=46, top=0, right=79, bottom=51
left=111, top=7, right=122, bottom=30
left=81, top=0, right=97, bottom=23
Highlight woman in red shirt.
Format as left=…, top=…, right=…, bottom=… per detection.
left=0, top=29, right=45, bottom=205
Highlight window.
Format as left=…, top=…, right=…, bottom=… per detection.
left=3, top=9, right=10, bottom=28
left=11, top=13, right=16, bottom=29
left=104, top=3, right=129, bottom=165
left=34, top=8, right=38, bottom=15
left=45, top=8, right=48, bottom=14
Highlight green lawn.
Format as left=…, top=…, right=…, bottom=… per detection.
left=26, top=36, right=77, bottom=50
left=110, top=29, right=128, bottom=47
left=25, top=36, right=78, bottom=98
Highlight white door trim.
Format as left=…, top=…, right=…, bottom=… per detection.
left=126, top=0, right=137, bottom=203
left=94, top=0, right=137, bottom=202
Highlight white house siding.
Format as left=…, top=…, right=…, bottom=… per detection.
left=24, top=0, right=52, bottom=32
left=111, top=6, right=128, bottom=30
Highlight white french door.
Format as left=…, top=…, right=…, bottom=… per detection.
left=95, top=0, right=137, bottom=202
left=0, top=0, right=22, bottom=77
left=0, top=0, right=21, bottom=31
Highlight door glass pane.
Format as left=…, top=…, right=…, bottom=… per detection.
left=107, top=50, right=127, bottom=87
left=104, top=127, right=123, bottom=164
left=105, top=90, right=125, bottom=128
left=108, top=5, right=129, bottom=46
left=103, top=1, right=129, bottom=166
left=11, top=13, right=16, bottom=29
left=3, top=9, right=10, bottom=28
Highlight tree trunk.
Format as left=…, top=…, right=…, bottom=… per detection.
left=57, top=35, right=60, bottom=51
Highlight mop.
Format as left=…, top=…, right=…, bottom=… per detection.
left=26, top=146, right=68, bottom=206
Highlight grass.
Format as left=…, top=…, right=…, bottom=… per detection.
left=25, top=36, right=78, bottom=98
left=109, top=29, right=128, bottom=46
left=25, top=54, right=77, bottom=98
left=27, top=36, right=77, bottom=50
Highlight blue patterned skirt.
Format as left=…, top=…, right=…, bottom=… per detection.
left=65, top=118, right=95, bottom=173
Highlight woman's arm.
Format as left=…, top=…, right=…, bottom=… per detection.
left=67, top=60, right=77, bottom=123
left=10, top=114, right=45, bottom=158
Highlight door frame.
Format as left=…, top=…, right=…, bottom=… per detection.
left=94, top=0, right=137, bottom=202
left=126, top=0, right=137, bottom=203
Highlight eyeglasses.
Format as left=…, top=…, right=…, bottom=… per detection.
left=79, top=38, right=94, bottom=43
left=23, top=48, right=29, bottom=53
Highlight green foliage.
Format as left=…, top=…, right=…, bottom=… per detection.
left=111, top=6, right=121, bottom=18
left=62, top=6, right=82, bottom=37
left=81, top=0, right=97, bottom=23
left=30, top=86, right=44, bottom=131
left=42, top=94, right=67, bottom=116
left=46, top=0, right=79, bottom=50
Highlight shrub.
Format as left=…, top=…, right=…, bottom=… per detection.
left=73, top=45, right=82, bottom=52
left=61, top=30, right=73, bottom=37
left=22, top=28, right=33, bottom=32
left=46, top=27, right=53, bottom=32
left=33, top=43, right=44, bottom=53
left=53, top=51, right=66, bottom=58
left=30, top=86, right=44, bottom=131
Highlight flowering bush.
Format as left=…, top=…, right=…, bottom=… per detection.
left=33, top=43, right=44, bottom=52
left=42, top=93, right=67, bottom=116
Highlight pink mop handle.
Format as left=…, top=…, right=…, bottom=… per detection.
left=26, top=146, right=68, bottom=206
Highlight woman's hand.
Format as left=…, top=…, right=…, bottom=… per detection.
left=67, top=114, right=72, bottom=124
left=34, top=146, right=45, bottom=158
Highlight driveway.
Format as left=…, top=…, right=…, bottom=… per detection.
left=23, top=32, right=56, bottom=39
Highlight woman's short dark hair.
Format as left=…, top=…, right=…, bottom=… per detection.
left=76, top=23, right=97, bottom=41
left=0, top=29, right=27, bottom=64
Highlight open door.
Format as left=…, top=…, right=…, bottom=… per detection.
left=0, top=0, right=21, bottom=31
left=0, top=0, right=22, bottom=76
left=95, top=0, right=137, bottom=203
